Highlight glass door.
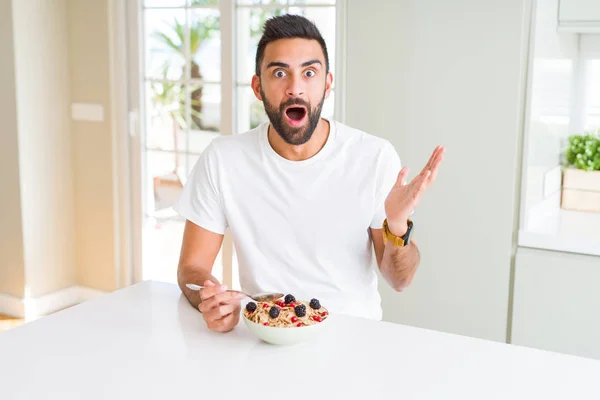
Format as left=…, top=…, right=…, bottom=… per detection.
left=127, top=0, right=342, bottom=287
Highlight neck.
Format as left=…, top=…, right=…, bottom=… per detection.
left=267, top=118, right=330, bottom=161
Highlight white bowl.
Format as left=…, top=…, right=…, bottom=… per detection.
left=242, top=313, right=330, bottom=346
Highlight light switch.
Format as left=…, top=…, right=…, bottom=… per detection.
left=71, top=103, right=104, bottom=122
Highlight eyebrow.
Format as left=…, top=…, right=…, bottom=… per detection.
left=266, top=59, right=323, bottom=69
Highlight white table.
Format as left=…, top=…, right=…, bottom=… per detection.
left=1, top=281, right=599, bottom=399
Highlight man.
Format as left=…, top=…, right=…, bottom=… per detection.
left=174, top=14, right=444, bottom=332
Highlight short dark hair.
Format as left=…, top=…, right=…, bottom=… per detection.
left=255, top=14, right=330, bottom=77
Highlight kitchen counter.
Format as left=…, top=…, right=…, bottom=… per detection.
left=1, top=281, right=599, bottom=399
left=519, top=206, right=600, bottom=257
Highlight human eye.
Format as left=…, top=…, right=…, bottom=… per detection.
left=304, top=69, right=316, bottom=78
left=274, top=69, right=287, bottom=78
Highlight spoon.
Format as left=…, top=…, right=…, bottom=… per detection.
left=185, top=283, right=284, bottom=302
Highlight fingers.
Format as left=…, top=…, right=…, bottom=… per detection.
left=428, top=147, right=445, bottom=182
left=207, top=313, right=239, bottom=333
left=203, top=302, right=239, bottom=322
left=420, top=146, right=439, bottom=174
left=199, top=280, right=227, bottom=301
left=420, top=170, right=431, bottom=190
left=197, top=281, right=243, bottom=333
left=394, top=167, right=410, bottom=187
left=418, top=145, right=445, bottom=185
left=407, top=170, right=430, bottom=198
left=201, top=296, right=241, bottom=333
left=199, top=290, right=245, bottom=313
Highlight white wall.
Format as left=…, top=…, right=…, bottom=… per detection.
left=12, top=0, right=76, bottom=297
left=346, top=0, right=530, bottom=342
left=0, top=0, right=118, bottom=315
left=68, top=0, right=118, bottom=292
left=0, top=0, right=26, bottom=299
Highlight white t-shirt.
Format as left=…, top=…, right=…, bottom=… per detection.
left=174, top=119, right=401, bottom=320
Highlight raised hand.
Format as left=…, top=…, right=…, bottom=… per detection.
left=384, top=145, right=445, bottom=236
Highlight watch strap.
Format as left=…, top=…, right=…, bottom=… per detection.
left=382, top=218, right=412, bottom=247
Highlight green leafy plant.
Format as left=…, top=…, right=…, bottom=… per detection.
left=565, top=131, right=600, bottom=171
left=149, top=67, right=203, bottom=174
left=152, top=15, right=218, bottom=130
left=149, top=68, right=203, bottom=131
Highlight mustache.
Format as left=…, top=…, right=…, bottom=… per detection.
left=279, top=98, right=310, bottom=111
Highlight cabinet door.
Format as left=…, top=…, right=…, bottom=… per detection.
left=512, top=247, right=600, bottom=360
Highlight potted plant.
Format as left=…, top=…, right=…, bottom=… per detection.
left=561, top=131, right=600, bottom=212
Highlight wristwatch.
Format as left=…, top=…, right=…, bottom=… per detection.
left=382, top=218, right=413, bottom=247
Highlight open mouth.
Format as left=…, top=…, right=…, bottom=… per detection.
left=285, top=106, right=307, bottom=122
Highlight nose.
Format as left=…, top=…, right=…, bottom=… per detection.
left=286, top=74, right=305, bottom=98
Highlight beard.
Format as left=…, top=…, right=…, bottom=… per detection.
left=261, top=88, right=326, bottom=146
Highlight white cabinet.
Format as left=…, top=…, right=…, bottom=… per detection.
left=558, top=0, right=600, bottom=32
left=512, top=247, right=600, bottom=360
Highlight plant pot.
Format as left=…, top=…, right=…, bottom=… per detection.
left=561, top=167, right=600, bottom=213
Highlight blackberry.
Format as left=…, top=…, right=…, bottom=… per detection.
left=245, top=302, right=257, bottom=313
left=309, top=298, right=321, bottom=310
left=269, top=306, right=280, bottom=319
left=294, top=304, right=307, bottom=317
left=284, top=294, right=296, bottom=304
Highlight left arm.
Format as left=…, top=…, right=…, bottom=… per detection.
left=372, top=144, right=445, bottom=292
left=371, top=227, right=420, bottom=292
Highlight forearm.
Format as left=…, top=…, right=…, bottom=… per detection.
left=380, top=240, right=420, bottom=292
left=177, top=265, right=220, bottom=309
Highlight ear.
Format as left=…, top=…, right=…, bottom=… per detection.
left=324, top=71, right=333, bottom=99
left=251, top=75, right=262, bottom=101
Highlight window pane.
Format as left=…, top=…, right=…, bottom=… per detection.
left=236, top=0, right=286, bottom=5
left=180, top=153, right=202, bottom=183
left=190, top=8, right=221, bottom=82
left=585, top=60, right=600, bottom=131
left=146, top=150, right=183, bottom=212
left=144, top=79, right=219, bottom=147
left=289, top=0, right=336, bottom=4
left=144, top=0, right=186, bottom=7
left=531, top=59, right=572, bottom=125
left=145, top=81, right=185, bottom=152
left=142, top=149, right=222, bottom=285
left=191, top=82, right=221, bottom=132
left=144, top=9, right=186, bottom=80
left=236, top=7, right=289, bottom=84
left=236, top=86, right=269, bottom=133
left=177, top=125, right=221, bottom=154
left=288, top=6, right=336, bottom=77
left=190, top=0, right=220, bottom=5
left=142, top=216, right=184, bottom=285
left=145, top=151, right=205, bottom=211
